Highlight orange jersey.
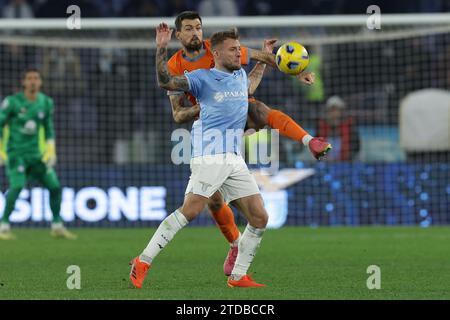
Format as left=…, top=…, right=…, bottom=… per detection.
left=167, top=39, right=250, bottom=105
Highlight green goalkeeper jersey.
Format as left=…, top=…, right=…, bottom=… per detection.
left=0, top=92, right=55, bottom=156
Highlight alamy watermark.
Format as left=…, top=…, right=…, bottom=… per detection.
left=66, top=5, right=81, bottom=30
left=170, top=128, right=280, bottom=173
left=66, top=265, right=81, bottom=290
left=366, top=5, right=381, bottom=30
left=366, top=265, right=381, bottom=289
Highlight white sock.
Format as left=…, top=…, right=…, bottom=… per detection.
left=302, top=134, right=314, bottom=146
left=0, top=222, right=11, bottom=232
left=231, top=224, right=265, bottom=279
left=51, top=222, right=63, bottom=230
left=140, top=209, right=188, bottom=265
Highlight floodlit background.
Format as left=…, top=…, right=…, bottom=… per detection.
left=0, top=0, right=449, bottom=228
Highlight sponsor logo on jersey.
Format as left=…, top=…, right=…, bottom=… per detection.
left=1, top=99, right=8, bottom=109
left=214, top=91, right=247, bottom=102
left=22, top=120, right=37, bottom=135
left=214, top=92, right=224, bottom=102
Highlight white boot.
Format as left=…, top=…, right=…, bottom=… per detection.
left=50, top=222, right=77, bottom=240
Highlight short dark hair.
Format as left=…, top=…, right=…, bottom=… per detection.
left=175, top=11, right=202, bottom=31
left=22, top=67, right=40, bottom=79
left=210, top=28, right=239, bottom=49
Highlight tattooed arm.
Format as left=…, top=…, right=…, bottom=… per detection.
left=247, top=39, right=278, bottom=95
left=155, top=22, right=190, bottom=91
left=168, top=94, right=200, bottom=123
left=156, top=48, right=190, bottom=91
left=247, top=62, right=266, bottom=95
left=249, top=47, right=277, bottom=68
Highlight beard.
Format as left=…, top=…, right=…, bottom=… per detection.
left=184, top=39, right=202, bottom=52
left=223, top=61, right=241, bottom=72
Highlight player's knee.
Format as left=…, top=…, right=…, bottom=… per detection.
left=251, top=204, right=269, bottom=228
left=254, top=100, right=272, bottom=124
left=207, top=195, right=224, bottom=213
left=248, top=100, right=270, bottom=129
left=253, top=211, right=268, bottom=228
left=181, top=195, right=207, bottom=221
left=247, top=209, right=268, bottom=229
left=180, top=208, right=198, bottom=222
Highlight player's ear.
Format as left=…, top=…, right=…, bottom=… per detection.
left=175, top=30, right=181, bottom=41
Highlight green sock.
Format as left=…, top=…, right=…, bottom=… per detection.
left=2, top=188, right=21, bottom=223
left=49, top=188, right=62, bottom=223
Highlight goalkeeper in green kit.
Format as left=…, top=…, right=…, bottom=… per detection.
left=0, top=68, right=76, bottom=240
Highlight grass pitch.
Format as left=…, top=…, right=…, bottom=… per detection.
left=0, top=226, right=449, bottom=300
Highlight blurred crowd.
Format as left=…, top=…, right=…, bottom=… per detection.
left=0, top=0, right=448, bottom=18
left=0, top=0, right=449, bottom=165
left=2, top=33, right=448, bottom=165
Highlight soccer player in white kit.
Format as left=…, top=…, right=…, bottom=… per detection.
left=130, top=23, right=269, bottom=288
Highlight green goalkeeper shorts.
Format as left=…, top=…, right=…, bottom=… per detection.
left=5, top=153, right=60, bottom=190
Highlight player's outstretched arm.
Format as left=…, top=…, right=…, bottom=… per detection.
left=155, top=23, right=190, bottom=92
left=249, top=47, right=277, bottom=68
left=156, top=47, right=189, bottom=91
left=248, top=39, right=278, bottom=95
left=168, top=94, right=200, bottom=123
left=248, top=62, right=266, bottom=96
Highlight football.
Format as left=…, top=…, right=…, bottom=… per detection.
left=275, top=41, right=310, bottom=75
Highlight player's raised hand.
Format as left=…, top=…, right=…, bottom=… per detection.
left=156, top=22, right=173, bottom=48
left=296, top=71, right=315, bottom=85
left=262, top=39, right=277, bottom=53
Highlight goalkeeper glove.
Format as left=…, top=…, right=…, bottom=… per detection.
left=42, top=139, right=57, bottom=167
left=0, top=142, right=7, bottom=166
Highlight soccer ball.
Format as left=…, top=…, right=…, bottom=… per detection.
left=275, top=41, right=309, bottom=75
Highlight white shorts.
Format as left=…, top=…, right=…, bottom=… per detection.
left=184, top=153, right=260, bottom=204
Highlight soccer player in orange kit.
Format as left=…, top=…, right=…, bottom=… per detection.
left=165, top=11, right=331, bottom=277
